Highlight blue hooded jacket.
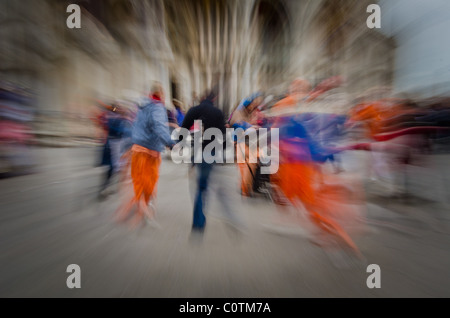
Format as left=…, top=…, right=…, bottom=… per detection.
left=131, top=97, right=174, bottom=152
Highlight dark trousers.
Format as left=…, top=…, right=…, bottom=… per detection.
left=192, top=161, right=214, bottom=229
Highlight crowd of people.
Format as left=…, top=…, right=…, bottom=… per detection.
left=93, top=77, right=450, bottom=257
left=0, top=82, right=36, bottom=178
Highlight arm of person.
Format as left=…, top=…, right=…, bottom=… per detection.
left=181, top=107, right=198, bottom=131
left=229, top=108, right=244, bottom=126
left=153, top=105, right=175, bottom=147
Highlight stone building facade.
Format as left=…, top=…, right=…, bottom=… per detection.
left=0, top=0, right=395, bottom=142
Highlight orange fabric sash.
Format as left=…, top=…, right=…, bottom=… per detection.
left=131, top=144, right=160, bottom=158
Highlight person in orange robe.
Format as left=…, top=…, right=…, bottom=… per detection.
left=115, top=83, right=175, bottom=228
left=230, top=93, right=264, bottom=197
left=270, top=104, right=365, bottom=256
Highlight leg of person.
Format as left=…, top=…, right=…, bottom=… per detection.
left=129, top=196, right=146, bottom=229
left=238, top=163, right=249, bottom=196
left=116, top=150, right=143, bottom=224
left=99, top=140, right=112, bottom=197
left=100, top=164, right=114, bottom=195
left=214, top=165, right=245, bottom=229
left=109, top=138, right=123, bottom=193
left=131, top=153, right=161, bottom=228
left=119, top=150, right=132, bottom=184
left=114, top=152, right=133, bottom=222
left=142, top=192, right=160, bottom=228
left=192, top=161, right=213, bottom=230
left=114, top=194, right=136, bottom=223
left=236, top=142, right=253, bottom=197
left=246, top=163, right=257, bottom=193
left=301, top=173, right=361, bottom=256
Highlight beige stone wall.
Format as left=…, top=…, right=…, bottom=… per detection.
left=0, top=0, right=395, bottom=143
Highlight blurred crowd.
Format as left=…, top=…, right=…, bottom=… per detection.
left=87, top=76, right=450, bottom=257
left=0, top=82, right=36, bottom=178
left=3, top=71, right=450, bottom=257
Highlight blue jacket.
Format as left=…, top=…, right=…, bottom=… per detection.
left=107, top=116, right=127, bottom=139
left=131, top=98, right=174, bottom=152
left=175, top=109, right=185, bottom=126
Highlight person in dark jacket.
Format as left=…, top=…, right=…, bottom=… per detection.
left=98, top=104, right=130, bottom=199
left=181, top=88, right=242, bottom=234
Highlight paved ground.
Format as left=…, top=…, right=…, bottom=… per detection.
left=1, top=146, right=450, bottom=297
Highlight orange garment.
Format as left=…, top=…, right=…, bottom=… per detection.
left=238, top=162, right=258, bottom=196
left=236, top=142, right=258, bottom=196
left=349, top=103, right=384, bottom=137
left=273, top=162, right=318, bottom=205
left=272, top=95, right=298, bottom=111
left=130, top=145, right=161, bottom=204
left=272, top=91, right=311, bottom=113
left=349, top=100, right=413, bottom=138
left=274, top=162, right=361, bottom=252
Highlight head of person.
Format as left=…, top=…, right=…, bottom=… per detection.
left=173, top=99, right=183, bottom=111
left=151, top=82, right=164, bottom=101
left=204, top=85, right=219, bottom=104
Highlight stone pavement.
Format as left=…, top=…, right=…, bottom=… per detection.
left=0, top=146, right=449, bottom=297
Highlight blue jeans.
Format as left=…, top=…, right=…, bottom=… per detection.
left=193, top=162, right=214, bottom=229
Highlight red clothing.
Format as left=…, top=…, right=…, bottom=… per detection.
left=150, top=94, right=162, bottom=103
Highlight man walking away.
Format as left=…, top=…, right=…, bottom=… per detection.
left=181, top=88, right=244, bottom=235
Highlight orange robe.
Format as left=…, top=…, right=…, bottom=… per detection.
left=130, top=145, right=161, bottom=204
